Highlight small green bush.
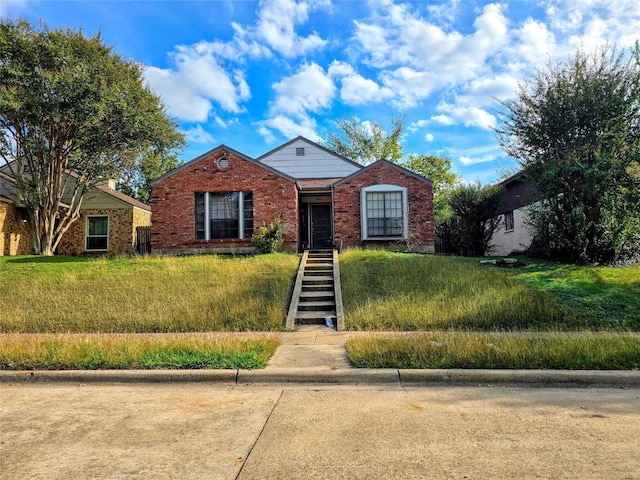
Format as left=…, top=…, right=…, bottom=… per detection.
left=252, top=220, right=284, bottom=253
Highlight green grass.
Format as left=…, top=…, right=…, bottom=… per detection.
left=347, top=332, right=640, bottom=370
left=509, top=260, right=640, bottom=329
left=0, top=333, right=279, bottom=370
left=340, top=250, right=640, bottom=331
left=0, top=254, right=299, bottom=333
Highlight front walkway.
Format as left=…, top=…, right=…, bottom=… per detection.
left=266, top=325, right=350, bottom=370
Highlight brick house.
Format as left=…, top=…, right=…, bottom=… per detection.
left=151, top=136, right=435, bottom=254
left=0, top=170, right=151, bottom=256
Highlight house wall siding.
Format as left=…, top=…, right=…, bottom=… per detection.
left=333, top=163, right=435, bottom=252
left=490, top=207, right=534, bottom=256
left=260, top=139, right=361, bottom=179
left=57, top=208, right=142, bottom=256
left=151, top=149, right=299, bottom=253
left=0, top=201, right=32, bottom=256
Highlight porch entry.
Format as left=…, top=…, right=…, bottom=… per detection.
left=311, top=204, right=332, bottom=249
left=299, top=196, right=333, bottom=249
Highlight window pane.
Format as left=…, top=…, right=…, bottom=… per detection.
left=87, top=237, right=108, bottom=250
left=210, top=193, right=239, bottom=239
left=243, top=192, right=253, bottom=237
left=366, top=191, right=404, bottom=238
left=88, top=216, right=108, bottom=236
left=195, top=193, right=205, bottom=239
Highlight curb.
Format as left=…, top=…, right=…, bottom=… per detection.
left=1, top=368, right=639, bottom=387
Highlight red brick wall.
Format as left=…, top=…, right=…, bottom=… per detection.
left=151, top=149, right=299, bottom=253
left=333, top=162, right=435, bottom=252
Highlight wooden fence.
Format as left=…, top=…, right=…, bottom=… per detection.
left=135, top=226, right=151, bottom=255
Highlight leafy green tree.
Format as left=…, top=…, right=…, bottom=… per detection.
left=496, top=43, right=640, bottom=264
left=0, top=20, right=185, bottom=255
left=118, top=151, right=183, bottom=204
left=437, top=182, right=503, bottom=257
left=405, top=154, right=458, bottom=221
left=323, top=116, right=405, bottom=164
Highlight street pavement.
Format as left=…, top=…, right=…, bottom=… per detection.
left=1, top=383, right=639, bottom=479
left=2, top=327, right=639, bottom=479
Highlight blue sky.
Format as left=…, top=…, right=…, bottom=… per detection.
left=2, top=0, right=639, bottom=183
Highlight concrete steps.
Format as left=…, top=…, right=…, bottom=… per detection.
left=286, top=249, right=344, bottom=331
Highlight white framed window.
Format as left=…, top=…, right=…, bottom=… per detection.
left=195, top=192, right=253, bottom=240
left=361, top=185, right=408, bottom=240
left=504, top=211, right=515, bottom=231
left=85, top=215, right=109, bottom=251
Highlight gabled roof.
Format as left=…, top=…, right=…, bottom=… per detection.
left=332, top=159, right=433, bottom=186
left=152, top=144, right=297, bottom=185
left=93, top=183, right=151, bottom=212
left=255, top=135, right=363, bottom=170
left=0, top=164, right=150, bottom=211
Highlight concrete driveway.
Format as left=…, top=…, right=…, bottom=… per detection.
left=1, top=383, right=639, bottom=479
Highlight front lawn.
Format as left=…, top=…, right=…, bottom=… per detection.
left=339, top=250, right=640, bottom=331
left=0, top=254, right=299, bottom=333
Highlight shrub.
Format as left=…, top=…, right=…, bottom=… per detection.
left=251, top=220, right=284, bottom=253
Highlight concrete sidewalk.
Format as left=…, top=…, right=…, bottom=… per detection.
left=1, top=326, right=639, bottom=387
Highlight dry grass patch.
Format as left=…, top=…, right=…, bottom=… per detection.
left=0, top=254, right=299, bottom=332
left=0, top=333, right=279, bottom=370
left=340, top=250, right=574, bottom=330
left=347, top=332, right=640, bottom=369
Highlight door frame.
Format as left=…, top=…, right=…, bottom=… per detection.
left=308, top=202, right=333, bottom=249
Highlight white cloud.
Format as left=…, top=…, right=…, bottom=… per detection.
left=234, top=0, right=330, bottom=58
left=257, top=115, right=321, bottom=142
left=425, top=133, right=434, bottom=142
left=269, top=63, right=336, bottom=118
left=184, top=125, right=215, bottom=144
left=433, top=103, right=496, bottom=130
left=328, top=61, right=393, bottom=105
left=144, top=46, right=251, bottom=122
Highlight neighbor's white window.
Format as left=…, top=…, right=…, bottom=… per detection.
left=504, top=211, right=515, bottom=231
left=86, top=215, right=109, bottom=251
left=361, top=185, right=408, bottom=240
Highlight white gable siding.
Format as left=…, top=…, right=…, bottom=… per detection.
left=260, top=139, right=360, bottom=179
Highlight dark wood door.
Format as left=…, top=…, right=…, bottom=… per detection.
left=311, top=204, right=332, bottom=249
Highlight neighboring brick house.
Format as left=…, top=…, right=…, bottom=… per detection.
left=0, top=169, right=151, bottom=256
left=151, top=136, right=435, bottom=254
left=489, top=170, right=540, bottom=256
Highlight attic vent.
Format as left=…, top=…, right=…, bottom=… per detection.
left=217, top=157, right=230, bottom=169
left=296, top=147, right=305, bottom=156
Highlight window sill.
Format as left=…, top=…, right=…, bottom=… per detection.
left=362, top=237, right=407, bottom=241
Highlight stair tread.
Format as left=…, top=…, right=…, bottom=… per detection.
left=300, top=291, right=334, bottom=297
left=302, top=276, right=333, bottom=281
left=298, top=301, right=336, bottom=307
left=296, top=311, right=337, bottom=319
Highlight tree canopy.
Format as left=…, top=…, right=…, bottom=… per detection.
left=323, top=116, right=405, bottom=165
left=322, top=115, right=459, bottom=220
left=496, top=43, right=640, bottom=264
left=0, top=20, right=185, bottom=255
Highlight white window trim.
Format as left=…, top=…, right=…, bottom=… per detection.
left=361, top=184, right=408, bottom=241
left=504, top=211, right=515, bottom=232
left=85, top=215, right=109, bottom=252
left=200, top=191, right=250, bottom=241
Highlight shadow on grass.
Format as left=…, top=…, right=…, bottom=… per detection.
left=4, top=255, right=89, bottom=264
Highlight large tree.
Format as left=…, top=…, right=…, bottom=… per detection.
left=322, top=116, right=459, bottom=219
left=0, top=20, right=184, bottom=255
left=496, top=43, right=640, bottom=264
left=437, top=182, right=503, bottom=257
left=323, top=116, right=405, bottom=164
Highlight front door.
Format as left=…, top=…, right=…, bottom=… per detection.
left=310, top=204, right=332, bottom=249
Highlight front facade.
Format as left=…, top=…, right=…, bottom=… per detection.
left=151, top=137, right=435, bottom=254
left=0, top=170, right=151, bottom=256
